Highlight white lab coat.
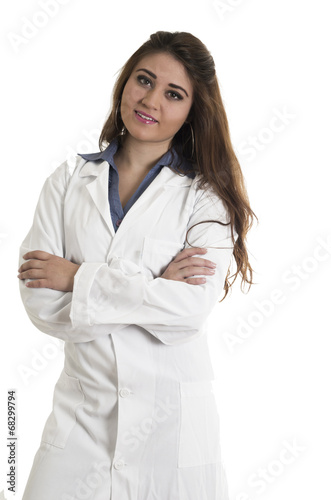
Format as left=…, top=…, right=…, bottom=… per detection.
left=19, top=153, right=236, bottom=500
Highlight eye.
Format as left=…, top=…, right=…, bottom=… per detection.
left=167, top=91, right=183, bottom=101
left=137, top=75, right=152, bottom=86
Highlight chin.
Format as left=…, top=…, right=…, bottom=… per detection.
left=125, top=126, right=159, bottom=143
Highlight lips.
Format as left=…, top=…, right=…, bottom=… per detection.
left=134, top=110, right=158, bottom=124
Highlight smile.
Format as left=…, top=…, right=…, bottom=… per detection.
left=134, top=110, right=158, bottom=124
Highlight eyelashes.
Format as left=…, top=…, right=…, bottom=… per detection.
left=136, top=75, right=183, bottom=101
left=167, top=91, right=183, bottom=101
left=137, top=75, right=151, bottom=86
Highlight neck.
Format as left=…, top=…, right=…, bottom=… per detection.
left=114, top=134, right=171, bottom=173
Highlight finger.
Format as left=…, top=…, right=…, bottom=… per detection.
left=181, top=266, right=216, bottom=278
left=17, top=268, right=47, bottom=280
left=184, top=277, right=207, bottom=285
left=25, top=279, right=49, bottom=289
left=18, top=259, right=44, bottom=273
left=173, top=247, right=207, bottom=263
left=22, top=250, right=53, bottom=261
left=176, top=256, right=217, bottom=270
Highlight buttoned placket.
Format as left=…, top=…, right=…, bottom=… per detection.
left=109, top=328, right=160, bottom=498
left=113, top=386, right=133, bottom=449
left=111, top=382, right=136, bottom=494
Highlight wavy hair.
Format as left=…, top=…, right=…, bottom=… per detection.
left=99, top=31, right=258, bottom=301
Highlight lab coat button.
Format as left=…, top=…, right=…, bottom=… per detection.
left=113, top=459, right=125, bottom=470
left=119, top=388, right=131, bottom=398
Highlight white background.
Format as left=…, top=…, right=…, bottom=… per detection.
left=1, top=0, right=330, bottom=498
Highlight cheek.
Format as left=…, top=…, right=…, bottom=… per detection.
left=122, top=82, right=144, bottom=107
left=121, top=84, right=143, bottom=123
left=164, top=106, right=191, bottom=131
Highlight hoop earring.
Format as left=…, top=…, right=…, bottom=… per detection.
left=188, top=122, right=195, bottom=159
left=115, top=100, right=126, bottom=136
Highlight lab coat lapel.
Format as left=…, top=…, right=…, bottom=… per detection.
left=80, top=159, right=115, bottom=238
left=113, top=167, right=193, bottom=238
left=78, top=159, right=193, bottom=241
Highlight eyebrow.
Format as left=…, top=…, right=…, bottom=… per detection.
left=135, top=68, right=189, bottom=97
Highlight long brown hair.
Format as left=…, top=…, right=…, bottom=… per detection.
left=99, top=31, right=258, bottom=301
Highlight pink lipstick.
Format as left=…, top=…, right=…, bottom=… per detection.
left=134, top=110, right=158, bottom=124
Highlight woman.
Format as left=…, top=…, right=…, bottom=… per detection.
left=18, top=31, right=256, bottom=500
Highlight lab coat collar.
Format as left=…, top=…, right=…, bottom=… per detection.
left=78, top=137, right=175, bottom=174
left=76, top=157, right=194, bottom=240
left=77, top=138, right=195, bottom=182
left=78, top=158, right=193, bottom=186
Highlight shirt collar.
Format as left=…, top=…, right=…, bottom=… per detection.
left=78, top=137, right=121, bottom=168
left=78, top=137, right=195, bottom=177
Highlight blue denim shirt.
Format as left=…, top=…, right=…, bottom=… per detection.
left=78, top=138, right=195, bottom=232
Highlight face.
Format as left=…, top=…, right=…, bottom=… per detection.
left=120, top=52, right=193, bottom=149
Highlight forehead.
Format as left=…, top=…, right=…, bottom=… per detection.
left=132, top=52, right=193, bottom=91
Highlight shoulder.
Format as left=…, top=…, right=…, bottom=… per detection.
left=45, top=155, right=87, bottom=188
left=189, top=174, right=230, bottom=223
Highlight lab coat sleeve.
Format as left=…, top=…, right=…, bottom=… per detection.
left=70, top=185, right=237, bottom=345
left=18, top=158, right=92, bottom=342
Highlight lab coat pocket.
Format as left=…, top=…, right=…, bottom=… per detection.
left=178, top=380, right=222, bottom=467
left=141, top=236, right=184, bottom=279
left=41, top=370, right=85, bottom=449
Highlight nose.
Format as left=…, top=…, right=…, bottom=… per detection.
left=140, top=88, right=160, bottom=110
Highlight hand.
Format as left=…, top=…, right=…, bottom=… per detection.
left=160, top=247, right=217, bottom=285
left=17, top=250, right=80, bottom=292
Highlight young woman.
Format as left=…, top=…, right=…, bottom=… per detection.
left=18, top=31, right=256, bottom=500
